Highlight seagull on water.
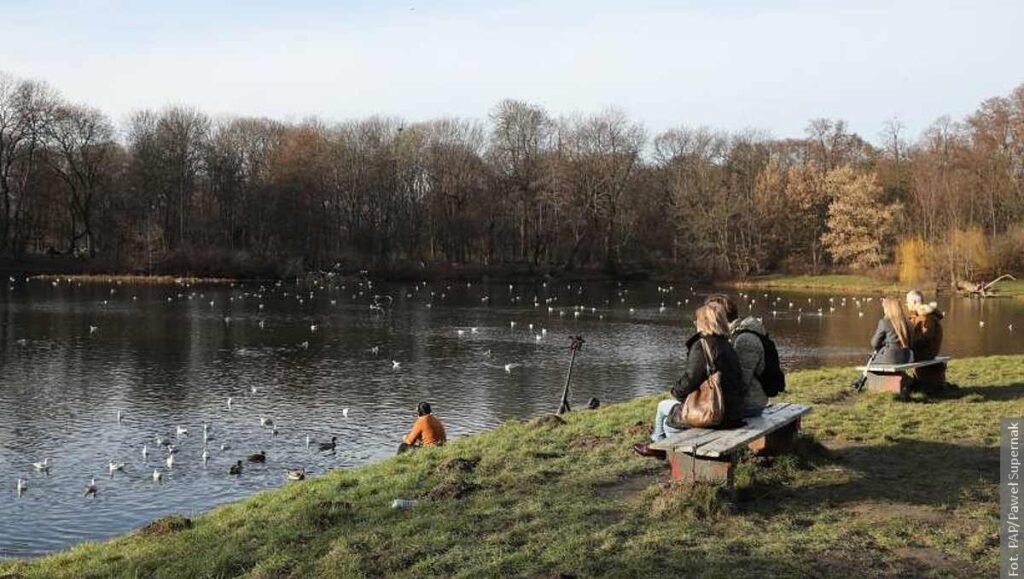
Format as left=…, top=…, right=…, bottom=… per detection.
left=84, top=478, right=97, bottom=496
left=32, top=458, right=50, bottom=472
left=153, top=469, right=162, bottom=483
left=392, top=360, right=401, bottom=369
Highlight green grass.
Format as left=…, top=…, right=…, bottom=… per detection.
left=4, top=357, right=1022, bottom=578
left=995, top=280, right=1024, bottom=299
left=728, top=274, right=907, bottom=294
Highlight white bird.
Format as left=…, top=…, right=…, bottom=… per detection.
left=258, top=320, right=265, bottom=330
left=260, top=416, right=274, bottom=428
left=16, top=478, right=27, bottom=495
left=392, top=360, right=401, bottom=369
left=108, top=461, right=125, bottom=475
left=155, top=436, right=166, bottom=447
left=116, top=409, right=123, bottom=423
left=300, top=341, right=309, bottom=349
left=980, top=321, right=986, bottom=328
left=305, top=435, right=311, bottom=449
left=310, top=324, right=318, bottom=333
left=342, top=408, right=350, bottom=418
left=152, top=469, right=162, bottom=483
left=166, top=454, right=174, bottom=469
left=456, top=329, right=464, bottom=336
left=202, top=449, right=210, bottom=463
left=1010, top=324, right=1015, bottom=332
left=142, top=444, right=148, bottom=460
left=251, top=385, right=258, bottom=395
left=32, top=458, right=50, bottom=471
left=504, top=363, right=518, bottom=373
left=84, top=478, right=97, bottom=496
left=227, top=396, right=233, bottom=409
left=176, top=425, right=189, bottom=438
left=471, top=327, right=478, bottom=334
left=220, top=442, right=230, bottom=451
left=89, top=325, right=99, bottom=334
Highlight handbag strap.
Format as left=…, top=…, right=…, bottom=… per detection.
left=699, top=336, right=716, bottom=375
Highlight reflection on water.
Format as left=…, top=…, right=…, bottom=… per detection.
left=0, top=279, right=1022, bottom=556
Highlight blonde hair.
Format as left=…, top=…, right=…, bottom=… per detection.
left=882, top=297, right=912, bottom=349
left=694, top=303, right=730, bottom=336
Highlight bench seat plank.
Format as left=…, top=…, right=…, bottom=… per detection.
left=855, top=356, right=951, bottom=372
left=649, top=403, right=811, bottom=456
left=696, top=404, right=811, bottom=457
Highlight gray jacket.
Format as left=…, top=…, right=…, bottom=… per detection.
left=870, top=318, right=913, bottom=365
left=730, top=316, right=768, bottom=414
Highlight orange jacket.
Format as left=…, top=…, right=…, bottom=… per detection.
left=404, top=415, right=446, bottom=447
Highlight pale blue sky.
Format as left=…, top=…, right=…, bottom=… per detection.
left=2, top=0, right=1022, bottom=141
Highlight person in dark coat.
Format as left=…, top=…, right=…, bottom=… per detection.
left=906, top=290, right=944, bottom=361
left=870, top=297, right=914, bottom=365
left=633, top=303, right=746, bottom=458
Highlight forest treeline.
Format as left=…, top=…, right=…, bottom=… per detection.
left=1, top=71, right=1022, bottom=281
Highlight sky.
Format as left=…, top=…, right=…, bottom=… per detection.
left=2, top=0, right=1022, bottom=143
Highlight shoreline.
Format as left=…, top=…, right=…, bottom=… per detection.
left=2, top=355, right=1015, bottom=577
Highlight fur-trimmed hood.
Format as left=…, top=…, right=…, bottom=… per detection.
left=910, top=302, right=943, bottom=319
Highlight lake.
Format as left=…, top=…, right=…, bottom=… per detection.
left=1, top=277, right=1022, bottom=556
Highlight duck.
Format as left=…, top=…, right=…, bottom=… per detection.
left=32, top=458, right=50, bottom=472
left=84, top=478, right=97, bottom=496
left=229, top=461, right=243, bottom=475
left=286, top=469, right=306, bottom=481
left=318, top=437, right=337, bottom=452
left=247, top=451, right=267, bottom=463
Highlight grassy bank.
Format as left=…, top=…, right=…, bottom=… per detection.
left=3, top=357, right=1020, bottom=578
left=726, top=274, right=910, bottom=294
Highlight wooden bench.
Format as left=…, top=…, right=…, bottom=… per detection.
left=855, top=356, right=951, bottom=396
left=648, top=402, right=812, bottom=486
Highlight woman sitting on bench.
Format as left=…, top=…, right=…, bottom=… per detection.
left=906, top=290, right=943, bottom=361
left=870, top=297, right=914, bottom=364
left=633, top=302, right=745, bottom=458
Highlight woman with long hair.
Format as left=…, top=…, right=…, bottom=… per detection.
left=870, top=297, right=914, bottom=364
left=633, top=302, right=746, bottom=458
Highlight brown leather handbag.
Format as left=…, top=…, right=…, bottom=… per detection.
left=681, top=337, right=725, bottom=428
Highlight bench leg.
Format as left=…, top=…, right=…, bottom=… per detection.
left=748, top=418, right=801, bottom=455
left=866, top=371, right=912, bottom=398
left=668, top=452, right=734, bottom=485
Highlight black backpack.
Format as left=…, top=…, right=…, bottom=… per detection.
left=735, top=329, right=786, bottom=397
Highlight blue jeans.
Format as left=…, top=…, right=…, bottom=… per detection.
left=651, top=398, right=685, bottom=442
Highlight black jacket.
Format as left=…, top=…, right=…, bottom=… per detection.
left=672, top=333, right=746, bottom=428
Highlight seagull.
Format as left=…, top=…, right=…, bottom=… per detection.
left=227, top=396, right=233, bottom=409
left=165, top=454, right=174, bottom=469
left=176, top=426, right=189, bottom=438
left=32, top=458, right=50, bottom=471
left=229, top=461, right=243, bottom=475
left=152, top=469, right=162, bottom=483
left=471, top=327, right=478, bottom=334
left=504, top=363, right=519, bottom=374
left=310, top=324, right=318, bottom=333
left=142, top=444, right=148, bottom=460
left=89, top=325, right=99, bottom=334
left=220, top=442, right=230, bottom=451
left=305, top=435, right=311, bottom=449
left=300, top=341, right=309, bottom=349
left=116, top=409, right=123, bottom=423
left=258, top=320, right=265, bottom=330
left=202, top=449, right=210, bottom=463
left=16, top=479, right=27, bottom=495
left=392, top=360, right=401, bottom=369
left=370, top=346, right=380, bottom=355
left=84, top=478, right=97, bottom=496
left=980, top=321, right=986, bottom=328
left=251, top=386, right=258, bottom=395
left=108, top=461, right=125, bottom=476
